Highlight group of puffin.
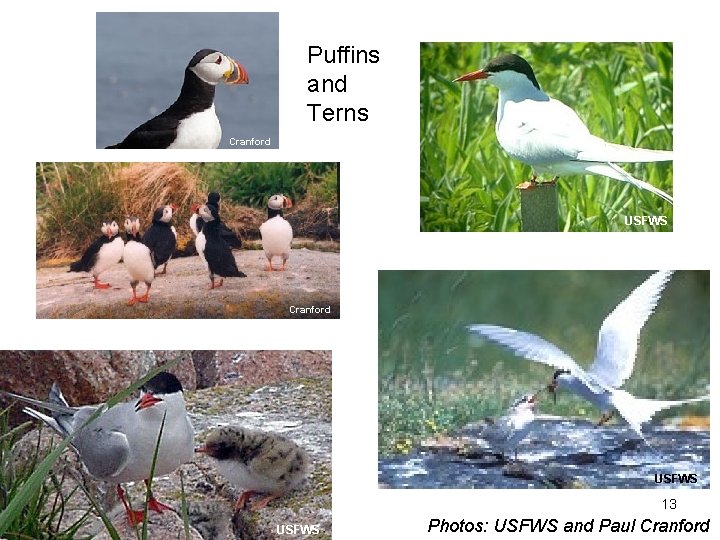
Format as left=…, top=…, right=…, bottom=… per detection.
left=105, top=49, right=249, bottom=149
left=68, top=193, right=293, bottom=305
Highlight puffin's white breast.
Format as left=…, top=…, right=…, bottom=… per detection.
left=260, top=216, right=293, bottom=258
left=195, top=232, right=207, bottom=265
left=167, top=104, right=221, bottom=149
left=94, top=237, right=125, bottom=276
left=123, top=240, right=154, bottom=283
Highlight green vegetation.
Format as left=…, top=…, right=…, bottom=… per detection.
left=420, top=42, right=673, bottom=231
left=36, top=162, right=338, bottom=259
left=378, top=271, right=709, bottom=455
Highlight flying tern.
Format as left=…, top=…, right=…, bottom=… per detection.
left=454, top=53, right=673, bottom=204
left=466, top=271, right=708, bottom=443
left=2, top=371, right=194, bottom=524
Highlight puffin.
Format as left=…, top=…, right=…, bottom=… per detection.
left=198, top=204, right=247, bottom=289
left=123, top=217, right=155, bottom=305
left=105, top=49, right=249, bottom=149
left=68, top=220, right=124, bottom=289
left=142, top=205, right=177, bottom=275
left=259, top=194, right=293, bottom=271
left=192, top=192, right=242, bottom=264
left=196, top=426, right=310, bottom=511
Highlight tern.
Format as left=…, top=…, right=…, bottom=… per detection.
left=454, top=53, right=673, bottom=204
left=2, top=372, right=194, bottom=524
left=475, top=393, right=539, bottom=460
left=467, top=271, right=708, bottom=443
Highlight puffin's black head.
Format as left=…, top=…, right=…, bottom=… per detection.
left=207, top=192, right=221, bottom=206
left=189, top=49, right=221, bottom=68
left=142, top=372, right=184, bottom=395
left=551, top=368, right=571, bottom=381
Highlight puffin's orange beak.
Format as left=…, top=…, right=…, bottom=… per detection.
left=226, top=58, right=249, bottom=85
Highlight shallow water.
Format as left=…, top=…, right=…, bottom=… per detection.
left=378, top=419, right=709, bottom=489
left=96, top=13, right=279, bottom=149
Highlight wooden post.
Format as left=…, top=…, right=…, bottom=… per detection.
left=518, top=182, right=559, bottom=232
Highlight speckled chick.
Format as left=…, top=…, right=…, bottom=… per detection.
left=196, top=426, right=310, bottom=511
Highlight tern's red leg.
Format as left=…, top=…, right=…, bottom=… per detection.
left=117, top=485, right=144, bottom=525
left=250, top=493, right=280, bottom=511
left=93, top=277, right=111, bottom=289
left=143, top=479, right=173, bottom=513
left=235, top=490, right=255, bottom=510
left=138, top=284, right=151, bottom=303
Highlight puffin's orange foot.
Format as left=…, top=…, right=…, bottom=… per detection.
left=138, top=293, right=149, bottom=303
left=93, top=279, right=111, bottom=289
left=125, top=508, right=145, bottom=525
left=265, top=262, right=274, bottom=271
left=209, top=278, right=224, bottom=290
left=127, top=296, right=138, bottom=306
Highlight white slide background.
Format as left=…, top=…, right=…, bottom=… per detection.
left=2, top=0, right=716, bottom=537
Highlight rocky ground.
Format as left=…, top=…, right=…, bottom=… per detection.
left=1, top=351, right=332, bottom=539
left=36, top=244, right=339, bottom=319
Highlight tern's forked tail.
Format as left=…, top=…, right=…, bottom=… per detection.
left=611, top=389, right=709, bottom=440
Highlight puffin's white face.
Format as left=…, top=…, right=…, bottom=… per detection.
left=103, top=220, right=119, bottom=238
left=198, top=204, right=215, bottom=222
left=124, top=217, right=133, bottom=233
left=268, top=194, right=293, bottom=210
left=161, top=205, right=174, bottom=223
left=190, top=51, right=249, bottom=86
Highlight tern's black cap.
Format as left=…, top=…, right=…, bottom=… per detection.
left=142, top=372, right=184, bottom=395
left=484, top=53, right=541, bottom=90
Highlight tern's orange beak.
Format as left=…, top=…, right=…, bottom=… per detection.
left=135, top=392, right=162, bottom=411
left=225, top=58, right=249, bottom=85
left=453, top=69, right=489, bottom=82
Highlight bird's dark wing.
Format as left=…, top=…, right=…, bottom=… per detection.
left=106, top=116, right=181, bottom=149
left=69, top=235, right=107, bottom=272
left=219, top=222, right=242, bottom=249
left=142, top=225, right=176, bottom=267
left=205, top=240, right=246, bottom=278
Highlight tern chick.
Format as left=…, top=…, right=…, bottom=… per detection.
left=196, top=426, right=310, bottom=511
left=476, top=392, right=540, bottom=460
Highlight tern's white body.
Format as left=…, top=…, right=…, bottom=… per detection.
left=467, top=271, right=708, bottom=442
left=479, top=394, right=537, bottom=457
left=14, top=383, right=194, bottom=483
left=456, top=54, right=673, bottom=204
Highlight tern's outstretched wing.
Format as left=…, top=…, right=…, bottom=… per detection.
left=466, top=324, right=601, bottom=392
left=589, top=271, right=674, bottom=389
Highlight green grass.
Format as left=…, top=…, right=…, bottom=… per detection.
left=378, top=271, right=709, bottom=455
left=420, top=42, right=673, bottom=232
